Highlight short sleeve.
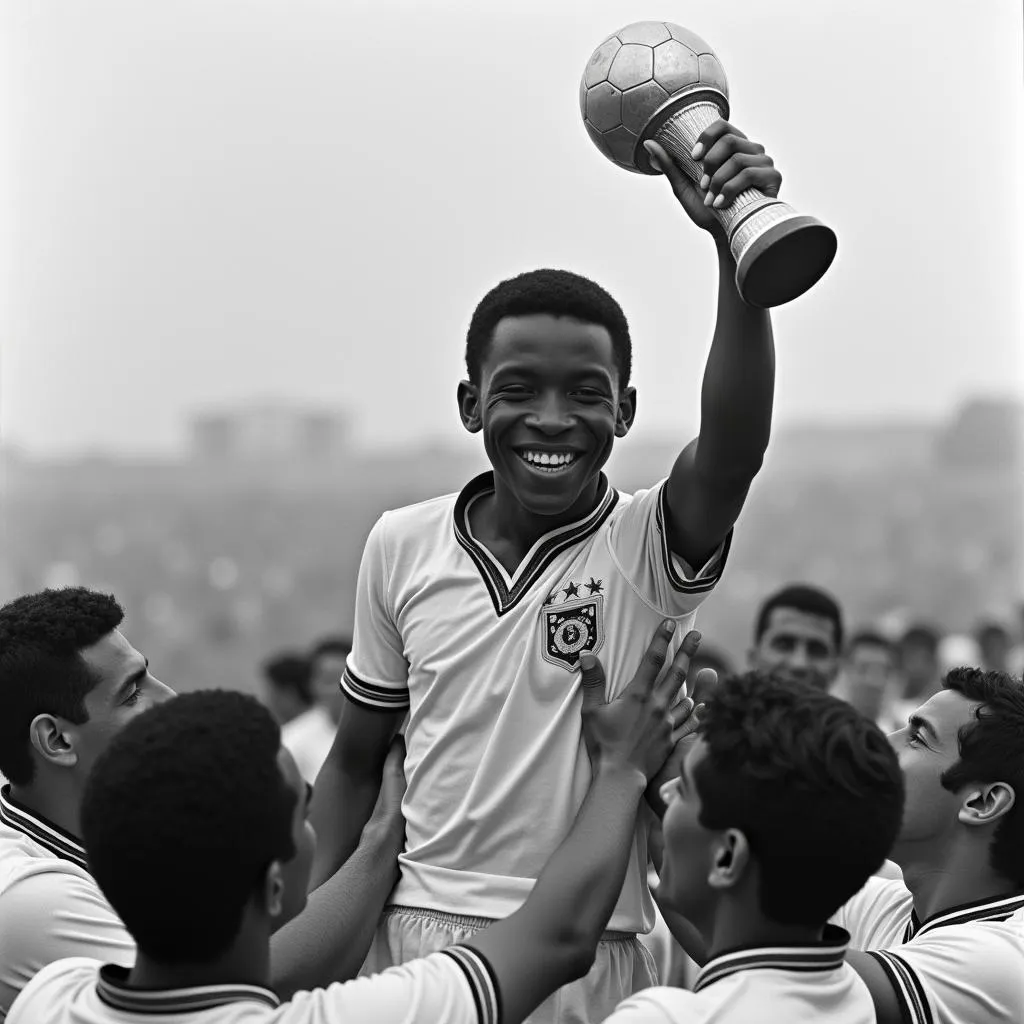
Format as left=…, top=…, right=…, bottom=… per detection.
left=868, top=922, right=1024, bottom=1024
left=341, top=513, right=411, bottom=712
left=0, top=871, right=134, bottom=1017
left=606, top=481, right=730, bottom=618
left=830, top=874, right=913, bottom=951
left=285, top=946, right=500, bottom=1024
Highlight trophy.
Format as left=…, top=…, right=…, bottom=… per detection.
left=580, top=21, right=837, bottom=308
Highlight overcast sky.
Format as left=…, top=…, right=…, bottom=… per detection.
left=2, top=0, right=1022, bottom=456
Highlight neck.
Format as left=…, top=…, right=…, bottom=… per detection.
left=705, top=901, right=823, bottom=960
left=484, top=474, right=603, bottom=553
left=9, top=780, right=81, bottom=839
left=897, top=840, right=1018, bottom=921
left=128, top=936, right=270, bottom=993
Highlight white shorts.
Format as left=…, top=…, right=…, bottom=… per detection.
left=362, top=905, right=658, bottom=1024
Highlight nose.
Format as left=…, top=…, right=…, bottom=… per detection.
left=525, top=392, right=574, bottom=434
left=151, top=677, right=176, bottom=702
left=787, top=645, right=811, bottom=670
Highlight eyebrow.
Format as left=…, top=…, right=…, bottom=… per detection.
left=114, top=658, right=149, bottom=702
left=908, top=714, right=940, bottom=745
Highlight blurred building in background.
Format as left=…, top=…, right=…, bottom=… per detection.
left=189, top=403, right=350, bottom=463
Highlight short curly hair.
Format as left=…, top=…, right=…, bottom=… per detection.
left=81, top=690, right=297, bottom=965
left=941, top=667, right=1024, bottom=887
left=694, top=671, right=904, bottom=927
left=465, top=269, right=631, bottom=387
left=0, top=588, right=124, bottom=784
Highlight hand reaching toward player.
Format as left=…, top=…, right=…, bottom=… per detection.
left=643, top=120, right=782, bottom=241
left=366, top=735, right=407, bottom=854
left=579, top=621, right=703, bottom=784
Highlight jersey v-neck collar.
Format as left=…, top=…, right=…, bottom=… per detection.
left=95, top=965, right=280, bottom=1014
left=694, top=925, right=850, bottom=993
left=904, top=889, right=1024, bottom=941
left=453, top=471, right=619, bottom=617
left=0, top=783, right=88, bottom=870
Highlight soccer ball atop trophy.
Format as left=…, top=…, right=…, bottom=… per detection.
left=580, top=21, right=837, bottom=308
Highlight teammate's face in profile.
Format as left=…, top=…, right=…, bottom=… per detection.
left=749, top=608, right=839, bottom=691
left=657, top=738, right=718, bottom=927
left=888, top=689, right=975, bottom=857
left=461, top=314, right=635, bottom=516
left=68, top=630, right=175, bottom=780
left=272, top=748, right=317, bottom=929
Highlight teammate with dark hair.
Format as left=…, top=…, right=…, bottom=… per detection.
left=8, top=623, right=703, bottom=1024
left=261, top=652, right=313, bottom=726
left=748, top=583, right=844, bottom=690
left=607, top=672, right=904, bottom=1023
left=315, top=120, right=784, bottom=1023
left=833, top=667, right=1024, bottom=1024
left=0, top=588, right=404, bottom=1018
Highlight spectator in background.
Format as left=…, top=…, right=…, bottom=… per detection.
left=282, top=636, right=352, bottom=784
left=747, top=584, right=844, bottom=691
left=889, top=624, right=942, bottom=729
left=261, top=652, right=313, bottom=727
left=975, top=619, right=1012, bottom=675
left=834, top=630, right=898, bottom=726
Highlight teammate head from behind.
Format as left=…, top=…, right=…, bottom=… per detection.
left=457, top=269, right=636, bottom=522
left=748, top=583, right=844, bottom=690
left=82, top=691, right=314, bottom=976
left=308, top=635, right=352, bottom=724
left=260, top=651, right=313, bottom=726
left=0, top=588, right=173, bottom=821
left=888, top=667, right=1024, bottom=892
left=657, top=672, right=904, bottom=954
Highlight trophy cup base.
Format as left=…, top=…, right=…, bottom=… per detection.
left=734, top=215, right=838, bottom=309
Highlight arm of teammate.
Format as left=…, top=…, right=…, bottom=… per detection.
left=842, top=951, right=905, bottom=1024
left=466, top=623, right=703, bottom=1024
left=644, top=124, right=781, bottom=571
left=270, top=739, right=406, bottom=996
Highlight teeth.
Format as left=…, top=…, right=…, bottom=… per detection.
left=520, top=450, right=577, bottom=469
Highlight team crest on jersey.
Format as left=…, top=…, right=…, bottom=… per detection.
left=542, top=591, right=605, bottom=671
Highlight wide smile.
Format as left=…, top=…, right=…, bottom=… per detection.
left=514, top=447, right=583, bottom=475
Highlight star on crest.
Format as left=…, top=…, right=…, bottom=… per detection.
left=563, top=581, right=580, bottom=599
left=546, top=591, right=560, bottom=605
left=585, top=577, right=604, bottom=595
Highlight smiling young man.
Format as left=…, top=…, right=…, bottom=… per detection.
left=606, top=672, right=905, bottom=1023
left=832, top=667, right=1024, bottom=1024
left=8, top=623, right=702, bottom=1024
left=311, top=120, right=787, bottom=1023
left=0, top=588, right=406, bottom=1017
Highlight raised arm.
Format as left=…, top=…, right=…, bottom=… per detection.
left=270, top=738, right=406, bottom=997
left=643, top=124, right=781, bottom=570
left=467, top=623, right=703, bottom=1024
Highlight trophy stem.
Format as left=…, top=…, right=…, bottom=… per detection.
left=653, top=101, right=837, bottom=307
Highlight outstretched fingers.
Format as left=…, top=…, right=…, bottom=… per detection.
left=626, top=620, right=677, bottom=701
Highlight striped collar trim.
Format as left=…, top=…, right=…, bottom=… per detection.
left=453, top=471, right=618, bottom=617
left=694, top=925, right=850, bottom=993
left=906, top=890, right=1024, bottom=940
left=96, top=965, right=280, bottom=1014
left=0, top=784, right=88, bottom=870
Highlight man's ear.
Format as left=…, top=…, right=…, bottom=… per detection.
left=260, top=860, right=286, bottom=919
left=959, top=782, right=1016, bottom=829
left=457, top=380, right=482, bottom=434
left=29, top=714, right=78, bottom=770
left=707, top=829, right=751, bottom=892
left=615, top=386, right=637, bottom=438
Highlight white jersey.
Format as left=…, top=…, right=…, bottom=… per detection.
left=343, top=473, right=728, bottom=932
left=8, top=949, right=499, bottom=1024
left=0, top=787, right=134, bottom=1021
left=605, top=926, right=874, bottom=1023
left=838, top=880, right=1024, bottom=1024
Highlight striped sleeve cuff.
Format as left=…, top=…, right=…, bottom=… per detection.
left=340, top=666, right=410, bottom=712
left=440, top=945, right=502, bottom=1024
left=656, top=485, right=733, bottom=595
left=868, top=950, right=934, bottom=1024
